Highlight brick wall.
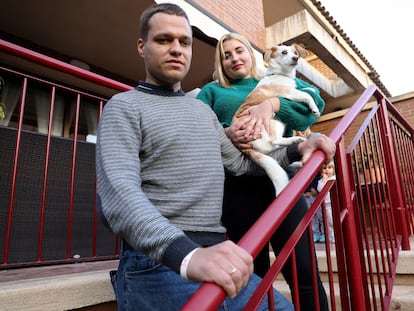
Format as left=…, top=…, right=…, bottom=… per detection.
left=194, top=0, right=266, bottom=49
left=312, top=112, right=368, bottom=147
left=311, top=97, right=414, bottom=147
left=393, top=96, right=414, bottom=123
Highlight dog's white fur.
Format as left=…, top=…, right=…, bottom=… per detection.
left=232, top=43, right=320, bottom=195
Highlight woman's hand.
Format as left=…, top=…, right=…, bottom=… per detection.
left=235, top=98, right=280, bottom=139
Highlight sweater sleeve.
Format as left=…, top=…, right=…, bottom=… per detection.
left=276, top=78, right=325, bottom=133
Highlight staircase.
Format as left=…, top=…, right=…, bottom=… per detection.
left=271, top=236, right=414, bottom=310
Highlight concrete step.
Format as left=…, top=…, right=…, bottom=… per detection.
left=272, top=278, right=413, bottom=311
left=314, top=244, right=414, bottom=276
left=270, top=236, right=414, bottom=310
left=0, top=260, right=118, bottom=311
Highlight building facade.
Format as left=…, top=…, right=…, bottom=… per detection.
left=1, top=1, right=413, bottom=310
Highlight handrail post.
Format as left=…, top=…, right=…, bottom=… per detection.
left=335, top=138, right=367, bottom=310
left=376, top=94, right=410, bottom=250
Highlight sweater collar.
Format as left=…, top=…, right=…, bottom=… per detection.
left=231, top=77, right=257, bottom=86
left=136, top=81, right=185, bottom=97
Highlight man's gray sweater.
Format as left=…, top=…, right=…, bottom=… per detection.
left=96, top=83, right=298, bottom=273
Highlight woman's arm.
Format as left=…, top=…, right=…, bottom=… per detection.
left=233, top=79, right=325, bottom=140
left=230, top=97, right=280, bottom=147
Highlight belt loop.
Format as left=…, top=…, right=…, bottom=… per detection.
left=120, top=239, right=127, bottom=254
left=120, top=239, right=133, bottom=254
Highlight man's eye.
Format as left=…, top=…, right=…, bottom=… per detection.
left=157, top=38, right=170, bottom=44
left=181, top=40, right=191, bottom=46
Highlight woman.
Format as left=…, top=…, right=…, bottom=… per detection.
left=197, top=33, right=328, bottom=310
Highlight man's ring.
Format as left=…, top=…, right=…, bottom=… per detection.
left=229, top=267, right=237, bottom=275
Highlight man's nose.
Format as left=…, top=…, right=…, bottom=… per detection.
left=170, top=39, right=183, bottom=53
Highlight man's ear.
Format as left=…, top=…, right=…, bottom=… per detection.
left=137, top=38, right=145, bottom=57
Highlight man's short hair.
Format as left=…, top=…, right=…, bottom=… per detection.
left=140, top=3, right=191, bottom=41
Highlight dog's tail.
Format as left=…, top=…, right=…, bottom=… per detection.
left=244, top=150, right=289, bottom=196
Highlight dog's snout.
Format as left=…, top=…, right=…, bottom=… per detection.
left=292, top=56, right=298, bottom=62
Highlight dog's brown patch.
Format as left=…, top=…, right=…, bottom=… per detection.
left=233, top=84, right=289, bottom=123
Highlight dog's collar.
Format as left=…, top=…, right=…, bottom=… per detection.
left=266, top=72, right=295, bottom=79
left=266, top=72, right=285, bottom=77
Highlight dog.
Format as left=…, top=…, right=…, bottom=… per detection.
left=232, top=43, right=320, bottom=195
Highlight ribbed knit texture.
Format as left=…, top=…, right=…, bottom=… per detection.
left=96, top=83, right=293, bottom=272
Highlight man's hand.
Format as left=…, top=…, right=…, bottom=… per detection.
left=225, top=120, right=255, bottom=151
left=185, top=240, right=254, bottom=298
left=298, top=134, right=336, bottom=164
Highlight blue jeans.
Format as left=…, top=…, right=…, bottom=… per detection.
left=111, top=249, right=293, bottom=311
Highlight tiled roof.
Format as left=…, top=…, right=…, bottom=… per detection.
left=311, top=0, right=391, bottom=97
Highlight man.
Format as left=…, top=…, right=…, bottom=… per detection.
left=96, top=3, right=335, bottom=310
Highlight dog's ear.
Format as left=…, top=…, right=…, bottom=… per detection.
left=292, top=44, right=308, bottom=58
left=264, top=46, right=277, bottom=63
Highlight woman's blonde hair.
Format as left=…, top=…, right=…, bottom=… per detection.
left=212, top=33, right=261, bottom=88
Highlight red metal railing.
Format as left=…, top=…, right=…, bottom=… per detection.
left=0, top=39, right=132, bottom=268
left=1, top=39, right=413, bottom=310
left=184, top=86, right=413, bottom=311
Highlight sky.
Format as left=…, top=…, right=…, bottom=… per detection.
left=319, top=0, right=414, bottom=97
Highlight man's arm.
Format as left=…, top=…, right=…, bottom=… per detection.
left=224, top=118, right=335, bottom=167
left=184, top=134, right=336, bottom=299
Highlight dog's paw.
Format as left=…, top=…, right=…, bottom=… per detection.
left=292, top=136, right=306, bottom=143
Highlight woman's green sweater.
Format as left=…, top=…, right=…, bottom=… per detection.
left=196, top=77, right=325, bottom=136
